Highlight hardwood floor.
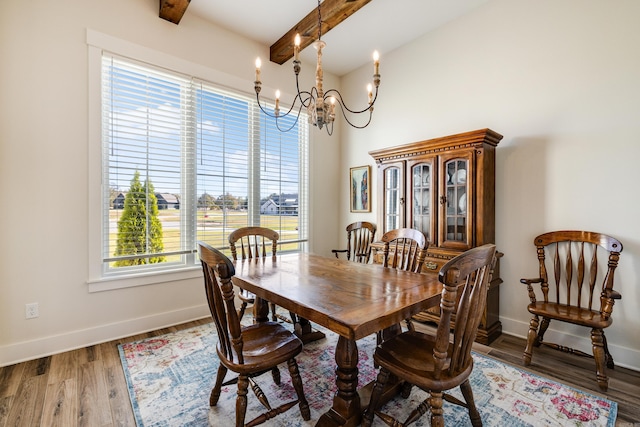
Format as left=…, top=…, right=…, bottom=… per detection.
left=1, top=319, right=638, bottom=426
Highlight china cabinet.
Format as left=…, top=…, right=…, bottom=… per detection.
left=369, top=128, right=503, bottom=344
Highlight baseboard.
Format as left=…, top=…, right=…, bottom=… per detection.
left=0, top=304, right=211, bottom=367
left=500, top=316, right=640, bottom=372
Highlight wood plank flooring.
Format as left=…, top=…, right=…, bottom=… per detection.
left=1, top=319, right=638, bottom=426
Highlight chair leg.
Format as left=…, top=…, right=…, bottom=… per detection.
left=460, top=379, right=482, bottom=427
left=602, top=331, right=615, bottom=369
left=287, top=358, right=311, bottom=420
left=405, top=318, right=415, bottom=332
left=591, top=328, right=609, bottom=391
left=271, top=367, right=281, bottom=385
left=537, top=317, right=551, bottom=346
left=362, top=368, right=391, bottom=427
left=523, top=315, right=539, bottom=366
left=429, top=391, right=445, bottom=427
left=236, top=375, right=249, bottom=427
left=210, top=364, right=228, bottom=406
left=270, top=302, right=278, bottom=322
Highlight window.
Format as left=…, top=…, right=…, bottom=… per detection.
left=100, top=53, right=308, bottom=279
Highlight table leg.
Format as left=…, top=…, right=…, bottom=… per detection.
left=253, top=297, right=270, bottom=323
left=316, top=335, right=361, bottom=427
left=293, top=314, right=326, bottom=344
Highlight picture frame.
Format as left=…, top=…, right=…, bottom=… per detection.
left=350, top=165, right=371, bottom=213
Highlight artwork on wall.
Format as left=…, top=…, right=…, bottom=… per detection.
left=350, top=165, right=371, bottom=212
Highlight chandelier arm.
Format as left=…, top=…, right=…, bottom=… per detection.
left=273, top=104, right=306, bottom=133
left=324, top=87, right=379, bottom=115
left=333, top=98, right=374, bottom=130
left=295, top=73, right=315, bottom=109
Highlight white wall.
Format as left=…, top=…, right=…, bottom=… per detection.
left=0, top=0, right=340, bottom=365
left=339, top=0, right=640, bottom=370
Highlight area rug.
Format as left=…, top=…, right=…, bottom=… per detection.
left=119, top=320, right=617, bottom=427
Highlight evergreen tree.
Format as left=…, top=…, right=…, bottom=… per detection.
left=114, top=171, right=165, bottom=266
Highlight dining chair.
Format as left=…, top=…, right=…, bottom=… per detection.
left=198, top=241, right=311, bottom=427
left=228, top=226, right=280, bottom=321
left=381, top=228, right=428, bottom=335
left=363, top=244, right=497, bottom=427
left=331, top=221, right=377, bottom=263
left=521, top=230, right=623, bottom=391
left=381, top=227, right=428, bottom=273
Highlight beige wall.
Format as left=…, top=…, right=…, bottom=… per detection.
left=0, top=0, right=340, bottom=365
left=339, top=0, right=640, bottom=369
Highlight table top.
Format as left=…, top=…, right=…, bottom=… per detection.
left=232, top=253, right=443, bottom=341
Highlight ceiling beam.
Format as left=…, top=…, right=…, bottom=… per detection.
left=159, top=0, right=190, bottom=25
left=270, top=0, right=372, bottom=65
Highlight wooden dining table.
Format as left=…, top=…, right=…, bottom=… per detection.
left=231, top=252, right=444, bottom=427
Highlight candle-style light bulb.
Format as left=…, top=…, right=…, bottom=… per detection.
left=294, top=34, right=301, bottom=62
left=367, top=84, right=373, bottom=104
left=255, top=57, right=262, bottom=82
left=275, top=90, right=280, bottom=111
left=373, top=50, right=380, bottom=75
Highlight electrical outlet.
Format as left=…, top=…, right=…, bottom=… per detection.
left=25, top=303, right=39, bottom=319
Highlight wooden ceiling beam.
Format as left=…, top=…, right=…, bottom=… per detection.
left=159, top=0, right=190, bottom=25
left=270, top=0, right=372, bottom=65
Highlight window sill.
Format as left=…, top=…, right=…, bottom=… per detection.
left=87, top=266, right=202, bottom=293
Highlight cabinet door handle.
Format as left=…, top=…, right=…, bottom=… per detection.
left=400, top=197, right=405, bottom=206
left=439, top=195, right=446, bottom=205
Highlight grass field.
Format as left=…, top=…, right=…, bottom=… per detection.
left=108, top=209, right=302, bottom=265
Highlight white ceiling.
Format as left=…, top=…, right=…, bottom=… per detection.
left=187, top=0, right=490, bottom=76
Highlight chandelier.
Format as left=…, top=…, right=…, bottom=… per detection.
left=254, top=0, right=380, bottom=136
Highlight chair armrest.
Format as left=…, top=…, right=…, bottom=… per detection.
left=331, top=249, right=347, bottom=259
left=604, top=289, right=622, bottom=300
left=520, top=277, right=543, bottom=304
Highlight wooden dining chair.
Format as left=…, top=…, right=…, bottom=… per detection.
left=228, top=226, right=280, bottom=321
left=521, top=230, right=623, bottom=391
left=381, top=228, right=428, bottom=335
left=331, top=221, right=377, bottom=263
left=363, top=244, right=497, bottom=427
left=381, top=227, right=428, bottom=273
left=198, top=241, right=311, bottom=427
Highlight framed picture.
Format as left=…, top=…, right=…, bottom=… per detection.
left=350, top=165, right=371, bottom=212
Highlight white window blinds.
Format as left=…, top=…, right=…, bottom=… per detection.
left=101, top=53, right=308, bottom=276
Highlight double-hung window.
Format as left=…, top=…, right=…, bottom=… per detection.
left=99, top=53, right=308, bottom=280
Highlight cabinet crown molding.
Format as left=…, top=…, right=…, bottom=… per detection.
left=369, top=128, right=503, bottom=163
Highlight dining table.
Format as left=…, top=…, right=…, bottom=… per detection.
left=231, top=252, right=444, bottom=427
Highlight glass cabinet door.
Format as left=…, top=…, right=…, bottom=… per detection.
left=439, top=152, right=473, bottom=250
left=381, top=162, right=404, bottom=234
left=407, top=159, right=435, bottom=242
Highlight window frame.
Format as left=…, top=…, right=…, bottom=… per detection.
left=87, top=30, right=308, bottom=292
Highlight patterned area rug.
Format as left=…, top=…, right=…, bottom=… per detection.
left=119, top=320, right=617, bottom=427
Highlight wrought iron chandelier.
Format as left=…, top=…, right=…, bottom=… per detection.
left=254, top=0, right=380, bottom=136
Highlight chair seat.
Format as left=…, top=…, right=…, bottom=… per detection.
left=218, top=322, right=303, bottom=374
left=374, top=330, right=473, bottom=392
left=528, top=302, right=612, bottom=329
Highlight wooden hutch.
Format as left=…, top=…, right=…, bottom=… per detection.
left=369, top=128, right=503, bottom=344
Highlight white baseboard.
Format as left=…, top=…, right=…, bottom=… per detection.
left=0, top=304, right=211, bottom=367
left=500, top=316, right=640, bottom=372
